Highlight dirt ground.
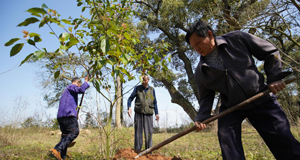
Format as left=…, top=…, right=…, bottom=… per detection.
left=113, top=148, right=188, bottom=160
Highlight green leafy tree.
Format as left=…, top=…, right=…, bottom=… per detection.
left=5, top=0, right=169, bottom=158
left=51, top=118, right=60, bottom=129
left=84, top=112, right=97, bottom=128
left=21, top=117, right=39, bottom=128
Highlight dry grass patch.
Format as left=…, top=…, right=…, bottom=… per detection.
left=0, top=123, right=299, bottom=160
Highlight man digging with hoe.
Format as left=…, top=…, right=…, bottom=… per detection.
left=185, top=20, right=300, bottom=160
left=51, top=75, right=90, bottom=160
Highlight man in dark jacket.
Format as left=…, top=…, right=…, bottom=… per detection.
left=51, top=76, right=90, bottom=160
left=127, top=75, right=159, bottom=152
left=185, top=20, right=300, bottom=160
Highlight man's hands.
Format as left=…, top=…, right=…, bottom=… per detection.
left=127, top=108, right=160, bottom=122
left=128, top=108, right=132, bottom=118
left=85, top=75, right=90, bottom=82
left=194, top=121, right=206, bottom=132
left=268, top=80, right=286, bottom=94
left=155, top=114, right=160, bottom=121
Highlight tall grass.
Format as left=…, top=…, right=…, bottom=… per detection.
left=0, top=123, right=299, bottom=160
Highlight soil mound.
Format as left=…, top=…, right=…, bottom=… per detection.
left=113, top=148, right=187, bottom=160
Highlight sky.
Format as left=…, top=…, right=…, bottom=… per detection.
left=0, top=0, right=192, bottom=127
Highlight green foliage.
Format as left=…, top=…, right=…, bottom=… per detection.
left=4, top=38, right=20, bottom=46
left=17, top=17, right=40, bottom=26
left=84, top=112, right=98, bottom=128
left=50, top=118, right=59, bottom=129
left=21, top=117, right=40, bottom=128
left=10, top=43, right=24, bottom=57
left=4, top=1, right=170, bottom=121
left=5, top=1, right=169, bottom=91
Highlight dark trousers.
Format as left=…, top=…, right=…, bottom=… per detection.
left=134, top=112, right=153, bottom=151
left=54, top=116, right=79, bottom=159
left=218, top=96, right=300, bottom=160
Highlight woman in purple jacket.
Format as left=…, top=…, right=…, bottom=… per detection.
left=185, top=20, right=300, bottom=160
left=51, top=76, right=90, bottom=160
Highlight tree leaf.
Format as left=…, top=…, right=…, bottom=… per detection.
left=34, top=50, right=45, bottom=60
left=17, top=17, right=40, bottom=27
left=97, top=61, right=103, bottom=70
left=101, top=39, right=109, bottom=53
left=168, top=55, right=172, bottom=62
left=154, top=54, right=159, bottom=62
left=39, top=18, right=46, bottom=28
left=4, top=38, right=20, bottom=46
left=27, top=7, right=47, bottom=15
left=10, top=43, right=24, bottom=57
left=99, top=59, right=107, bottom=65
left=61, top=19, right=71, bottom=25
left=95, top=79, right=101, bottom=93
left=34, top=36, right=42, bottom=42
left=54, top=71, right=60, bottom=79
left=124, top=53, right=131, bottom=61
left=29, top=32, right=41, bottom=38
left=49, top=18, right=60, bottom=24
left=90, top=19, right=102, bottom=25
left=41, top=4, right=49, bottom=9
left=66, top=37, right=79, bottom=48
left=120, top=57, right=127, bottom=65
left=109, top=56, right=117, bottom=64
left=60, top=45, right=68, bottom=51
left=77, top=2, right=83, bottom=6
left=20, top=53, right=33, bottom=66
left=59, top=32, right=70, bottom=42
left=139, top=75, right=143, bottom=83
left=101, top=38, right=110, bottom=54
left=28, top=39, right=35, bottom=46
left=42, top=48, right=47, bottom=53
left=31, top=13, right=41, bottom=17
left=59, top=24, right=65, bottom=28
left=124, top=32, right=131, bottom=40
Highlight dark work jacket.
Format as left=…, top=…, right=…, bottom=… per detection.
left=127, top=85, right=158, bottom=115
left=194, top=31, right=288, bottom=122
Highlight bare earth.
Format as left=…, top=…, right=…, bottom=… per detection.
left=113, top=148, right=188, bottom=160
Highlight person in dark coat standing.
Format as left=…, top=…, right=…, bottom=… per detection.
left=185, top=19, right=300, bottom=160
left=51, top=76, right=90, bottom=160
left=127, top=75, right=159, bottom=152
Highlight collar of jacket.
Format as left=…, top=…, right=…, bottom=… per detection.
left=215, top=36, right=227, bottom=46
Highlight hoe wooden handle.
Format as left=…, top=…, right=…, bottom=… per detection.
left=77, top=92, right=85, bottom=119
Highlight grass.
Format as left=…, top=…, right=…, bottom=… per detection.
left=0, top=123, right=299, bottom=160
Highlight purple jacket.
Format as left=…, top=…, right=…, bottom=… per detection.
left=57, top=82, right=90, bottom=118
left=194, top=31, right=288, bottom=122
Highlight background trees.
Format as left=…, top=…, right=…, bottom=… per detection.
left=133, top=0, right=300, bottom=124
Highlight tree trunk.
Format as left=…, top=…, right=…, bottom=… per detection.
left=115, top=75, right=122, bottom=128
left=120, top=81, right=124, bottom=125
left=177, top=51, right=200, bottom=102
left=152, top=72, right=197, bottom=120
